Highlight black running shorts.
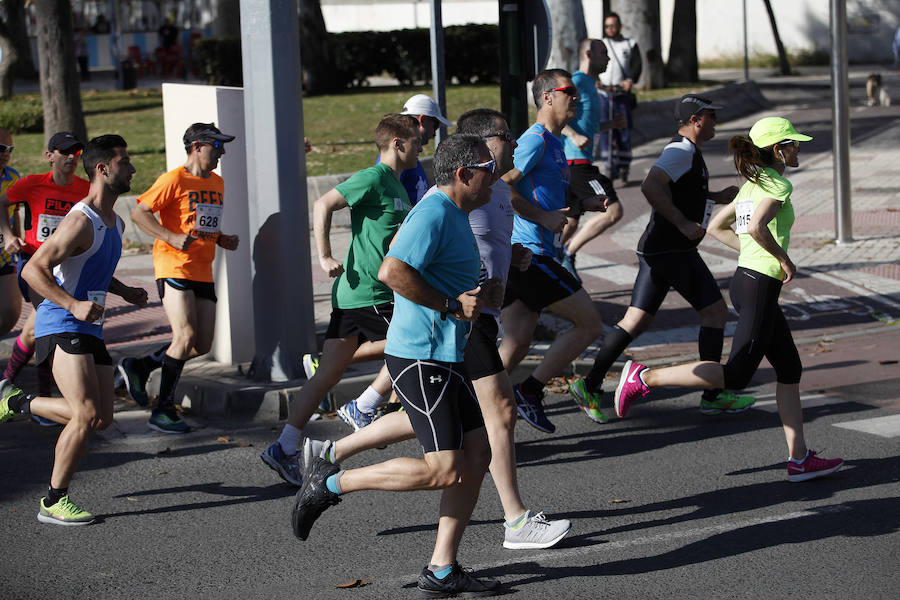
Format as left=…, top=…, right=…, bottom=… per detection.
left=566, top=162, right=620, bottom=217
left=629, top=251, right=722, bottom=315
left=463, top=314, right=505, bottom=381
left=36, top=332, right=112, bottom=367
left=325, top=302, right=393, bottom=344
left=385, top=354, right=484, bottom=454
left=157, top=278, right=217, bottom=302
left=504, top=254, right=582, bottom=313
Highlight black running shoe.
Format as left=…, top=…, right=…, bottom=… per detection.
left=417, top=562, right=501, bottom=598
left=291, top=456, right=341, bottom=540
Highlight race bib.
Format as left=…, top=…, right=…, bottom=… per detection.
left=734, top=197, right=754, bottom=234
left=194, top=203, right=223, bottom=234
left=87, top=290, right=107, bottom=326
left=700, top=199, right=716, bottom=229
left=37, top=213, right=65, bottom=242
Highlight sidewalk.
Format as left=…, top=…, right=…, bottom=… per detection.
left=3, top=67, right=898, bottom=423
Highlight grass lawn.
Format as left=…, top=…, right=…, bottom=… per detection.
left=6, top=81, right=715, bottom=192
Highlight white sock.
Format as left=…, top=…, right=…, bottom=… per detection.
left=277, top=424, right=303, bottom=456
left=788, top=449, right=810, bottom=464
left=355, top=385, right=385, bottom=414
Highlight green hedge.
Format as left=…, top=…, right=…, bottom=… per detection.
left=192, top=25, right=499, bottom=93
left=0, top=96, right=44, bottom=133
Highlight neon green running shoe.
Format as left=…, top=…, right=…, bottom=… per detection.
left=568, top=378, right=609, bottom=424
left=37, top=495, right=95, bottom=526
left=700, top=390, right=756, bottom=415
left=0, top=378, right=26, bottom=423
left=302, top=354, right=319, bottom=379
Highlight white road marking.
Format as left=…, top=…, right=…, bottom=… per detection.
left=384, top=505, right=851, bottom=585
left=833, top=414, right=900, bottom=438
left=752, top=394, right=840, bottom=413
left=575, top=253, right=640, bottom=285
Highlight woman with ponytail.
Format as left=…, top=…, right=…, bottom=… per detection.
left=612, top=117, right=844, bottom=482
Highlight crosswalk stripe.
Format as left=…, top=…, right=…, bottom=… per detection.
left=752, top=394, right=839, bottom=413
left=833, top=414, right=900, bottom=438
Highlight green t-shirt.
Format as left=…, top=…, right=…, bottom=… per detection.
left=332, top=163, right=411, bottom=309
left=735, top=168, right=794, bottom=280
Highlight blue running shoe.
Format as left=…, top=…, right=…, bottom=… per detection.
left=117, top=357, right=150, bottom=406
left=31, top=415, right=62, bottom=427
left=514, top=383, right=555, bottom=433
left=148, top=409, right=191, bottom=434
left=261, top=442, right=302, bottom=486
left=336, top=400, right=377, bottom=431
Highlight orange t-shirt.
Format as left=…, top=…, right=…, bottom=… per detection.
left=5, top=172, right=90, bottom=255
left=138, top=167, right=225, bottom=282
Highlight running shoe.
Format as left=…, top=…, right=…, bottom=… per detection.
left=787, top=450, right=844, bottom=482
left=37, top=495, right=94, bottom=526
left=302, top=437, right=336, bottom=474
left=302, top=353, right=319, bottom=380
left=700, top=390, right=756, bottom=415
left=148, top=408, right=191, bottom=434
left=117, top=357, right=150, bottom=406
left=417, top=562, right=501, bottom=598
left=513, top=383, right=555, bottom=433
left=31, top=415, right=62, bottom=427
left=503, top=510, right=571, bottom=550
left=0, top=378, right=25, bottom=422
left=568, top=379, right=609, bottom=424
left=614, top=360, right=650, bottom=418
left=560, top=252, right=581, bottom=284
left=337, top=400, right=378, bottom=431
left=261, top=442, right=303, bottom=486
left=291, top=456, right=341, bottom=540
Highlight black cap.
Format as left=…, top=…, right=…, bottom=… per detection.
left=48, top=131, right=84, bottom=153
left=674, top=94, right=723, bottom=121
left=183, top=123, right=236, bottom=146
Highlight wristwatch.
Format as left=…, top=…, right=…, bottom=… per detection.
left=442, top=297, right=461, bottom=320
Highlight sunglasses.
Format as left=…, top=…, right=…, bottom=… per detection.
left=484, top=131, right=514, bottom=143
left=777, top=140, right=799, bottom=148
left=551, top=86, right=578, bottom=97
left=604, top=23, right=619, bottom=28
left=0, top=145, right=13, bottom=154
left=464, top=158, right=496, bottom=173
left=54, top=147, right=83, bottom=157
left=198, top=140, right=225, bottom=150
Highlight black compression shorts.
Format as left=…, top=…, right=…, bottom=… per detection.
left=629, top=251, right=722, bottom=315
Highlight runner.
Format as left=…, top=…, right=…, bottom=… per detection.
left=499, top=68, right=608, bottom=433
left=0, top=134, right=148, bottom=524
left=0, top=127, right=22, bottom=335
left=613, top=117, right=844, bottom=482
left=569, top=94, right=755, bottom=419
left=292, top=134, right=500, bottom=597
left=0, top=131, right=90, bottom=424
left=302, top=109, right=572, bottom=550
left=122, top=122, right=239, bottom=433
left=559, top=38, right=626, bottom=282
left=259, top=114, right=419, bottom=485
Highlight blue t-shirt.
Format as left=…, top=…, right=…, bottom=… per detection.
left=375, top=154, right=428, bottom=206
left=563, top=70, right=601, bottom=161
left=384, top=191, right=480, bottom=362
left=511, top=123, right=570, bottom=258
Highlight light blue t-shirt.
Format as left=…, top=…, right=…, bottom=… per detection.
left=512, top=122, right=570, bottom=258
left=384, top=190, right=480, bottom=362
left=563, top=70, right=601, bottom=161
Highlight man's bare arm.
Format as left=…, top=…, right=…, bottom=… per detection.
left=131, top=201, right=195, bottom=251
left=313, top=188, right=348, bottom=278
left=641, top=166, right=704, bottom=240
left=502, top=168, right=568, bottom=233
left=378, top=256, right=482, bottom=322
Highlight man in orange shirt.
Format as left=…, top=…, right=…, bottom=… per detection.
left=0, top=132, right=89, bottom=420
left=123, top=123, right=238, bottom=433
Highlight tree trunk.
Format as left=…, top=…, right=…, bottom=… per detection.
left=33, top=0, right=87, bottom=145
left=547, top=0, right=587, bottom=73
left=665, top=0, right=698, bottom=83
left=0, top=22, right=18, bottom=98
left=612, top=0, right=665, bottom=90
left=761, top=0, right=791, bottom=75
left=298, top=0, right=337, bottom=94
left=6, top=0, right=38, bottom=80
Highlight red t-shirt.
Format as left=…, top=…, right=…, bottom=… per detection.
left=5, top=172, right=90, bottom=255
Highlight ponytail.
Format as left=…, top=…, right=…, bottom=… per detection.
left=728, top=135, right=777, bottom=185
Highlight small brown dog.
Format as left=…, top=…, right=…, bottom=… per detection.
left=866, top=74, right=892, bottom=106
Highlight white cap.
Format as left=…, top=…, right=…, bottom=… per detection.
left=401, top=94, right=453, bottom=127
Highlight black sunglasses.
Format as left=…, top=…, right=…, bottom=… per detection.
left=0, top=144, right=13, bottom=153
left=484, top=131, right=513, bottom=143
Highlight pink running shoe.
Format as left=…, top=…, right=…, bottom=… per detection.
left=614, top=360, right=650, bottom=418
left=786, top=450, right=844, bottom=482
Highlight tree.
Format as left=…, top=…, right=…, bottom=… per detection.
left=547, top=0, right=587, bottom=73
left=0, top=20, right=17, bottom=98
left=33, top=0, right=86, bottom=144
left=6, top=0, right=38, bottom=79
left=665, top=0, right=698, bottom=83
left=298, top=0, right=338, bottom=94
left=612, top=0, right=665, bottom=89
left=761, top=0, right=791, bottom=75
